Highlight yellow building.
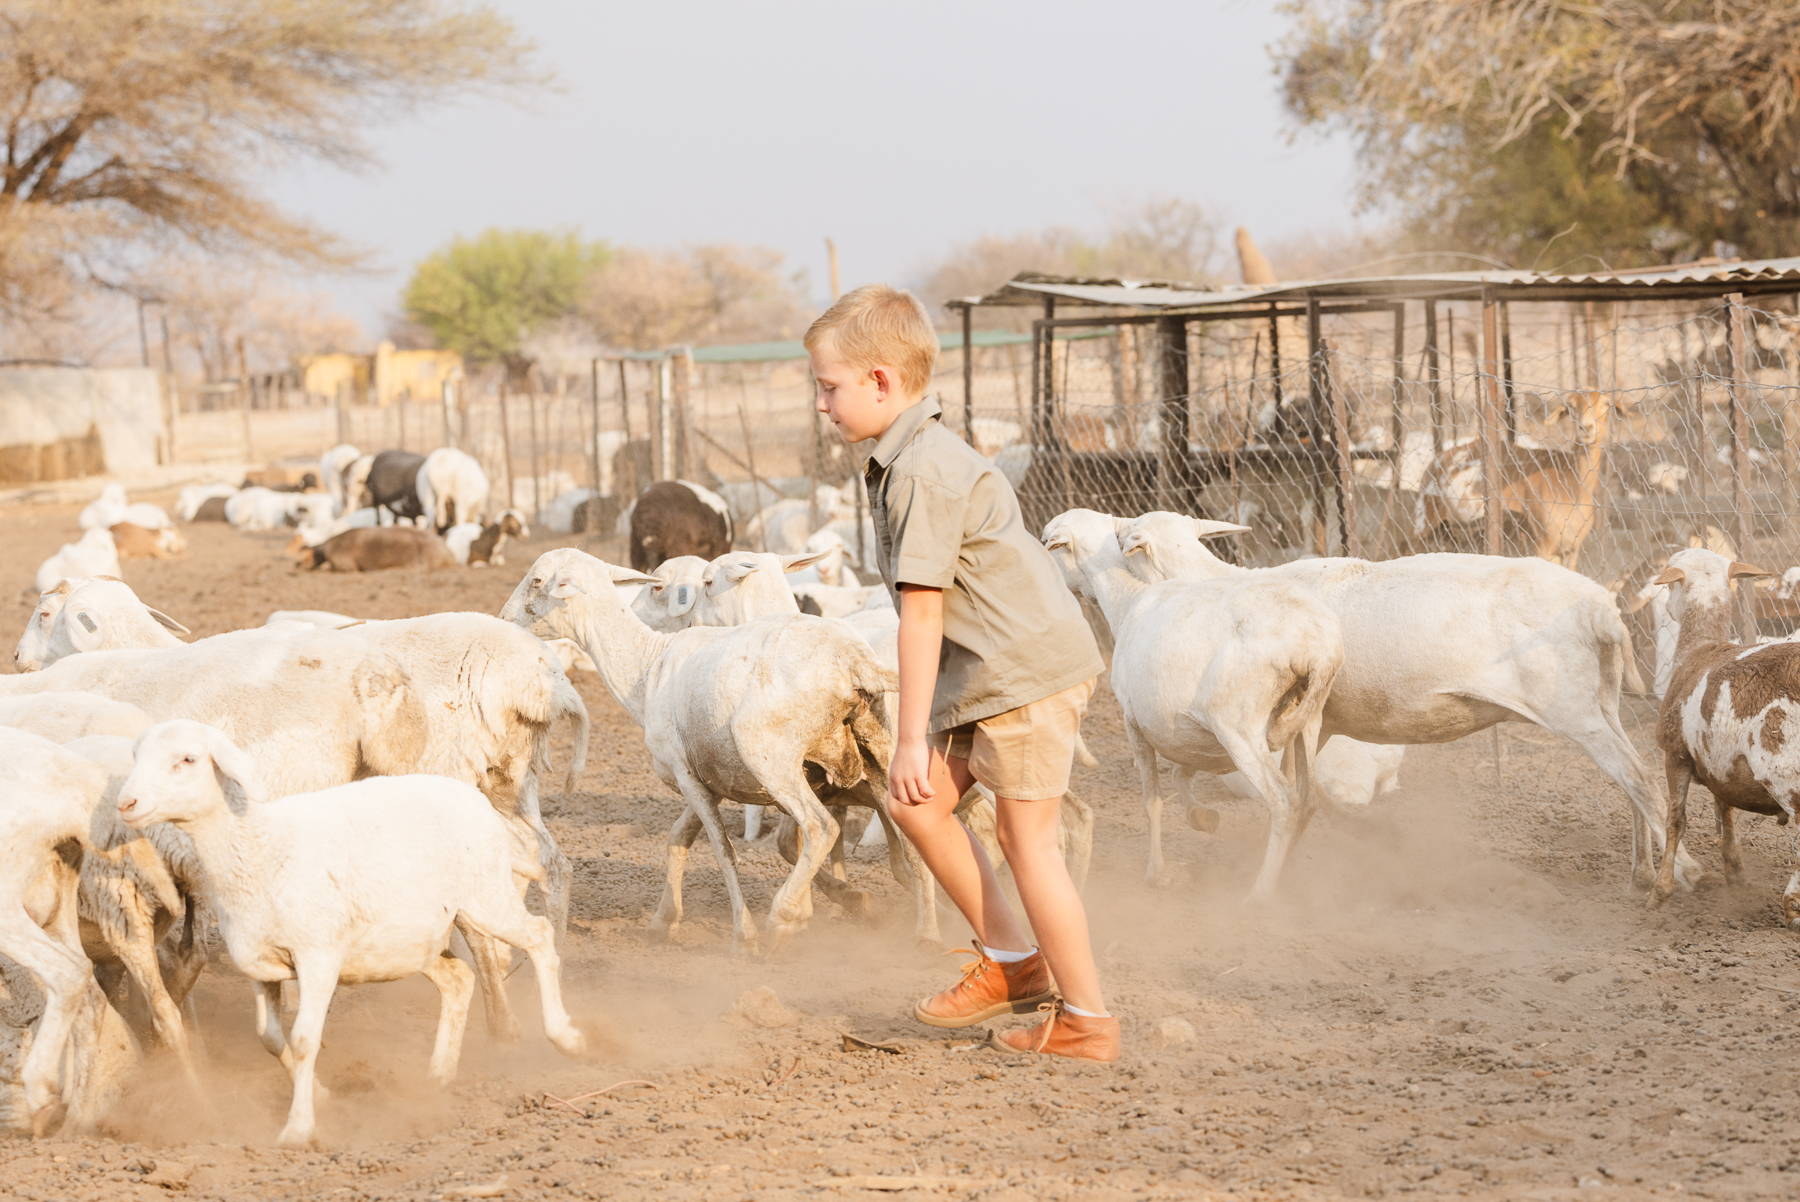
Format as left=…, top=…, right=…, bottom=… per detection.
left=301, top=343, right=463, bottom=406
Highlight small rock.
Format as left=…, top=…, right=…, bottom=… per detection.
left=1149, top=1017, right=1196, bottom=1049
left=143, top=1161, right=191, bottom=1190
left=724, top=986, right=799, bottom=1029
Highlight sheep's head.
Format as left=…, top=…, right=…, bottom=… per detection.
left=1042, top=509, right=1127, bottom=596
left=498, top=509, right=529, bottom=539
left=503, top=548, right=653, bottom=637
left=1651, top=547, right=1769, bottom=625
left=15, top=577, right=187, bottom=670
left=118, top=719, right=262, bottom=827
left=1118, top=512, right=1246, bottom=584
left=632, top=556, right=709, bottom=632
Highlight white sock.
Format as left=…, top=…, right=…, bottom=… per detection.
left=983, top=944, right=1035, bottom=963
left=1063, top=1003, right=1110, bottom=1019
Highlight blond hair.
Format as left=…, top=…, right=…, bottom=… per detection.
left=804, top=284, right=938, bottom=396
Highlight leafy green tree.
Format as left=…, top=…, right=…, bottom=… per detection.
left=403, top=228, right=608, bottom=378
left=1276, top=0, right=1800, bottom=268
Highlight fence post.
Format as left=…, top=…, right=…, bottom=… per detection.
left=1424, top=299, right=1443, bottom=454
left=1480, top=285, right=1506, bottom=557
left=1266, top=304, right=1284, bottom=438
left=1727, top=294, right=1755, bottom=556
left=655, top=355, right=672, bottom=481
left=498, top=377, right=516, bottom=510
left=528, top=381, right=543, bottom=518
left=669, top=348, right=694, bottom=480
left=1154, top=314, right=1190, bottom=513
left=237, top=336, right=255, bottom=464
left=1305, top=296, right=1328, bottom=555
left=1324, top=339, right=1357, bottom=558
left=442, top=375, right=457, bottom=450
left=960, top=303, right=974, bottom=443
left=589, top=358, right=602, bottom=500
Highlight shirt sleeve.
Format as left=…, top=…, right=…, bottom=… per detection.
left=885, top=475, right=966, bottom=590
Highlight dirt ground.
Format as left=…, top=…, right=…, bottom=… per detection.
left=6, top=491, right=1800, bottom=1202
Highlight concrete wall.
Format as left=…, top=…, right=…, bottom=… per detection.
left=0, top=366, right=165, bottom=484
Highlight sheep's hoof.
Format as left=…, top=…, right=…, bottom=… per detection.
left=1692, top=871, right=1726, bottom=893
left=836, top=889, right=871, bottom=919
left=645, top=918, right=677, bottom=944
left=1646, top=885, right=1674, bottom=910
left=1188, top=806, right=1221, bottom=834
left=275, top=1125, right=317, bottom=1150
left=28, top=1100, right=66, bottom=1139
left=1630, top=862, right=1657, bottom=892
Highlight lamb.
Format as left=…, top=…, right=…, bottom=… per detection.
left=318, top=443, right=362, bottom=512
left=503, top=548, right=905, bottom=951
left=1119, top=510, right=1697, bottom=889
left=1044, top=510, right=1342, bottom=892
left=784, top=529, right=861, bottom=588
left=290, top=505, right=379, bottom=548
left=1221, top=739, right=1404, bottom=813
left=14, top=578, right=188, bottom=672
left=34, top=528, right=121, bottom=595
left=790, top=581, right=891, bottom=619
left=109, top=522, right=185, bottom=559
left=116, top=720, right=590, bottom=1148
left=1647, top=549, right=1800, bottom=920
left=296, top=526, right=456, bottom=571
left=177, top=483, right=237, bottom=521
left=416, top=447, right=490, bottom=532
left=265, top=609, right=359, bottom=629
left=78, top=484, right=128, bottom=531
left=541, top=488, right=598, bottom=535
left=225, top=486, right=300, bottom=531
left=0, top=729, right=121, bottom=1135
left=445, top=510, right=527, bottom=567
left=341, top=453, right=375, bottom=513
left=363, top=449, right=429, bottom=524
left=627, top=480, right=734, bottom=571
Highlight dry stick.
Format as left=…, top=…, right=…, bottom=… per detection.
left=498, top=379, right=516, bottom=510
left=773, top=1056, right=802, bottom=1087
left=734, top=367, right=772, bottom=551
left=541, top=1080, right=658, bottom=1115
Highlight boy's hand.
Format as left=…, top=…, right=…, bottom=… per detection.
left=889, top=737, right=936, bottom=806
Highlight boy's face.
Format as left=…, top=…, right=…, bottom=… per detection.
left=811, top=344, right=900, bottom=443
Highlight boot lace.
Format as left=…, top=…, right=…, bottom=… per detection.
left=943, top=947, right=991, bottom=992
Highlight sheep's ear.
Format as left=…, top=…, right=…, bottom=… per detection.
left=145, top=607, right=190, bottom=635
left=717, top=560, right=760, bottom=583
left=670, top=582, right=699, bottom=614
left=1193, top=520, right=1251, bottom=539
left=1111, top=517, right=1134, bottom=540
left=548, top=572, right=587, bottom=599
left=606, top=566, right=658, bottom=586
left=200, top=725, right=262, bottom=805
left=1729, top=561, right=1772, bottom=581
left=781, top=550, right=830, bottom=573
left=65, top=607, right=105, bottom=652
left=1043, top=531, right=1072, bottom=550
left=1650, top=566, right=1686, bottom=587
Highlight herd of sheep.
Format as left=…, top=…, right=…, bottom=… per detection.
left=4, top=432, right=1798, bottom=1148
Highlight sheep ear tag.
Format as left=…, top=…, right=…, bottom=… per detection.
left=68, top=609, right=104, bottom=652
left=672, top=583, right=697, bottom=615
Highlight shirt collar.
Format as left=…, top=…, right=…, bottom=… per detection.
left=867, top=395, right=942, bottom=471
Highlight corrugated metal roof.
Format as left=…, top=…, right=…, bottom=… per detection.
left=953, top=257, right=1800, bottom=310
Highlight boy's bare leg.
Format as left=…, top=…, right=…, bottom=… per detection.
left=888, top=746, right=1033, bottom=953
left=997, top=794, right=1107, bottom=1015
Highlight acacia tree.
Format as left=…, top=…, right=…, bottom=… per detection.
left=580, top=243, right=811, bottom=352
left=1277, top=0, right=1800, bottom=267
left=0, top=0, right=543, bottom=315
left=403, top=228, right=608, bottom=379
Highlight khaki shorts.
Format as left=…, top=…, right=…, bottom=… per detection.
left=929, top=678, right=1096, bottom=801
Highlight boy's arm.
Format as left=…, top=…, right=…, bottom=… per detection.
left=890, top=583, right=943, bottom=806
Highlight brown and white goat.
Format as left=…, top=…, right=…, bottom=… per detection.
left=1414, top=390, right=1623, bottom=569
left=1647, top=547, right=1800, bottom=925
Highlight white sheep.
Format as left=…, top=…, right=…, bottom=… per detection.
left=540, top=488, right=598, bottom=535
left=264, top=609, right=360, bottom=629
left=291, top=505, right=378, bottom=548
left=14, top=579, right=188, bottom=672
left=1044, top=510, right=1343, bottom=892
left=790, top=581, right=891, bottom=619
left=176, top=483, right=237, bottom=521
left=1120, top=510, right=1698, bottom=890
left=503, top=548, right=907, bottom=951
left=0, top=728, right=118, bottom=1135
left=0, top=693, right=151, bottom=742
left=225, top=486, right=300, bottom=531
left=34, top=529, right=121, bottom=595
left=116, top=720, right=590, bottom=1148
left=77, top=484, right=128, bottom=531
left=1221, top=739, right=1403, bottom=812
left=416, top=447, right=490, bottom=532
left=341, top=453, right=375, bottom=512
left=318, top=443, right=362, bottom=512
left=785, top=528, right=862, bottom=588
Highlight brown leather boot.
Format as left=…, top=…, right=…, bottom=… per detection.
left=998, top=1000, right=1121, bottom=1062
left=913, top=943, right=1054, bottom=1028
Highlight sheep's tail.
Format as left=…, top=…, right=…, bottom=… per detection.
left=1593, top=598, right=1646, bottom=697
left=552, top=671, right=590, bottom=793
left=1266, top=652, right=1339, bottom=755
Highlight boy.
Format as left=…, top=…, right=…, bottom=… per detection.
left=806, top=284, right=1118, bottom=1062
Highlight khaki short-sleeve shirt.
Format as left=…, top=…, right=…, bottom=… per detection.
left=864, top=397, right=1104, bottom=731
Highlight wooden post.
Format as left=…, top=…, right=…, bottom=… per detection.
left=1583, top=301, right=1601, bottom=390
left=442, top=375, right=457, bottom=450
left=1325, top=339, right=1357, bottom=557
left=961, top=303, right=974, bottom=442
left=1424, top=299, right=1443, bottom=453
left=669, top=348, right=693, bottom=480
left=498, top=377, right=516, bottom=510
left=1727, top=294, right=1755, bottom=556
left=528, top=381, right=543, bottom=518
left=1305, top=296, right=1328, bottom=555
left=654, top=356, right=671, bottom=481
left=589, top=358, right=602, bottom=500
left=1155, top=314, right=1190, bottom=513
left=1480, top=286, right=1506, bottom=557
left=237, top=336, right=254, bottom=463
left=158, top=312, right=180, bottom=464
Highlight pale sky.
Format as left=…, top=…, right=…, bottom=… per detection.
left=277, top=0, right=1363, bottom=337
